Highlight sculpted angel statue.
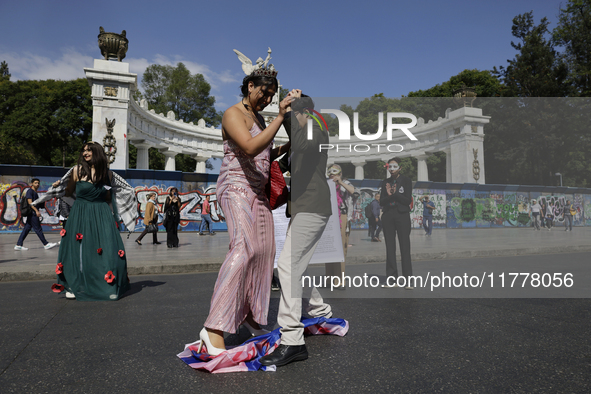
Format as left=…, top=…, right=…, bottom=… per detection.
left=233, top=47, right=272, bottom=75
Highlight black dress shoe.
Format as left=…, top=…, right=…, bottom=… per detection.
left=259, top=344, right=308, bottom=367
left=135, top=239, right=142, bottom=245
left=167, top=245, right=172, bottom=248
left=153, top=241, right=161, bottom=245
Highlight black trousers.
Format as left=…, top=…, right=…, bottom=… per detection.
left=166, top=224, right=179, bottom=247
left=369, top=217, right=382, bottom=239
left=137, top=226, right=158, bottom=243
left=381, top=209, right=412, bottom=279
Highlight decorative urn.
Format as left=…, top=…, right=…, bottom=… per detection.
left=98, top=27, right=128, bottom=62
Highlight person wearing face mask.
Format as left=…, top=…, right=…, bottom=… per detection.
left=380, top=157, right=414, bottom=289
left=326, top=163, right=356, bottom=288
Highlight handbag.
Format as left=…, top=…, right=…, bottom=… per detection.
left=146, top=223, right=158, bottom=233
left=265, top=160, right=288, bottom=210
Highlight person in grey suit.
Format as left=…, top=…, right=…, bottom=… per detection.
left=260, top=91, right=333, bottom=367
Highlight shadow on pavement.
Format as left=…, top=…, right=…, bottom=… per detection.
left=121, top=280, right=166, bottom=298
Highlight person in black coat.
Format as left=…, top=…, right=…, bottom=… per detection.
left=380, top=157, right=414, bottom=289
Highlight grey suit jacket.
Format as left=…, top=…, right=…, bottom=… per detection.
left=283, top=113, right=332, bottom=217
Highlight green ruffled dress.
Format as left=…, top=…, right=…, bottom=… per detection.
left=55, top=181, right=130, bottom=301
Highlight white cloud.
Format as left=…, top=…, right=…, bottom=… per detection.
left=0, top=48, right=239, bottom=92
left=0, top=48, right=92, bottom=81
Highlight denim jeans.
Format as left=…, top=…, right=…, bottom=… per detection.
left=422, top=216, right=433, bottom=235
left=564, top=215, right=573, bottom=231
left=200, top=213, right=214, bottom=234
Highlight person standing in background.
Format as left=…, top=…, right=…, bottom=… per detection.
left=418, top=195, right=436, bottom=236
left=530, top=199, right=541, bottom=231
left=368, top=193, right=382, bottom=242
left=164, top=188, right=182, bottom=247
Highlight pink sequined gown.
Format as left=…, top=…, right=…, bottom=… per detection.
left=204, top=123, right=275, bottom=333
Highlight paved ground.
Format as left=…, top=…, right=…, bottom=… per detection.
left=1, top=253, right=590, bottom=393
left=2, top=226, right=591, bottom=281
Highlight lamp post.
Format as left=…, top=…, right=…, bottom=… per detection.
left=555, top=172, right=563, bottom=187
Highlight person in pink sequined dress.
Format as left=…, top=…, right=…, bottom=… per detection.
left=198, top=69, right=294, bottom=355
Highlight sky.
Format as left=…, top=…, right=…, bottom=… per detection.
left=0, top=0, right=567, bottom=111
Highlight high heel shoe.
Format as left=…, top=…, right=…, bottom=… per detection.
left=243, top=321, right=270, bottom=337
left=197, top=328, right=226, bottom=356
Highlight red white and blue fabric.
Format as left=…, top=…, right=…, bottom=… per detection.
left=177, top=317, right=349, bottom=373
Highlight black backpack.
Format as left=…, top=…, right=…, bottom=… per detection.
left=20, top=190, right=32, bottom=216
left=365, top=203, right=373, bottom=220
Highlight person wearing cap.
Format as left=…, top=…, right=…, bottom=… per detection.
left=380, top=157, right=414, bottom=289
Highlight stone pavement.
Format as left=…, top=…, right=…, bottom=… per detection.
left=1, top=226, right=591, bottom=281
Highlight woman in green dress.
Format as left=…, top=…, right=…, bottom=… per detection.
left=46, top=142, right=135, bottom=301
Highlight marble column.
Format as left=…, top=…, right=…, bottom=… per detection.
left=161, top=150, right=177, bottom=171
left=352, top=161, right=366, bottom=180
left=194, top=155, right=211, bottom=173
left=134, top=142, right=151, bottom=170
left=445, top=149, right=452, bottom=183
left=416, top=154, right=429, bottom=182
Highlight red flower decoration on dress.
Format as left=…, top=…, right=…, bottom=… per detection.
left=104, top=271, right=116, bottom=283
left=60, top=229, right=66, bottom=237
left=118, top=250, right=125, bottom=258
left=51, top=283, right=64, bottom=293
left=97, top=248, right=103, bottom=255
left=76, top=233, right=83, bottom=241
left=55, top=263, right=63, bottom=275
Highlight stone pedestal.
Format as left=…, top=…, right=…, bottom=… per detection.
left=84, top=59, right=137, bottom=170
left=449, top=124, right=485, bottom=184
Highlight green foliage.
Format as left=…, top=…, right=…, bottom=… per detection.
left=141, top=62, right=222, bottom=126
left=0, top=61, right=10, bottom=82
left=492, top=12, right=570, bottom=97
left=0, top=78, right=91, bottom=166
left=553, top=0, right=591, bottom=96
left=407, top=69, right=503, bottom=98
left=141, top=62, right=221, bottom=171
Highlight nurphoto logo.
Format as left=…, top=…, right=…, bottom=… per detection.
left=307, top=110, right=419, bottom=153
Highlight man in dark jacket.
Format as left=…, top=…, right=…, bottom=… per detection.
left=380, top=158, right=413, bottom=288
left=260, top=91, right=333, bottom=368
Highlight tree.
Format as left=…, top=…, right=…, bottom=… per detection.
left=142, top=62, right=221, bottom=126
left=492, top=12, right=570, bottom=97
left=0, top=61, right=10, bottom=82
left=0, top=79, right=92, bottom=166
left=553, top=0, right=591, bottom=96
left=141, top=62, right=221, bottom=171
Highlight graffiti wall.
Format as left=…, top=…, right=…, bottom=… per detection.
left=0, top=169, right=226, bottom=234
left=130, top=183, right=222, bottom=233
left=1, top=166, right=590, bottom=233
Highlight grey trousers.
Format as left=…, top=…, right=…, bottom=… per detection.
left=277, top=213, right=332, bottom=346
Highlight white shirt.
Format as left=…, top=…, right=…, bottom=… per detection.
left=531, top=203, right=541, bottom=213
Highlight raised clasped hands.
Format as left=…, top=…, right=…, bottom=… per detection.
left=385, top=183, right=393, bottom=196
